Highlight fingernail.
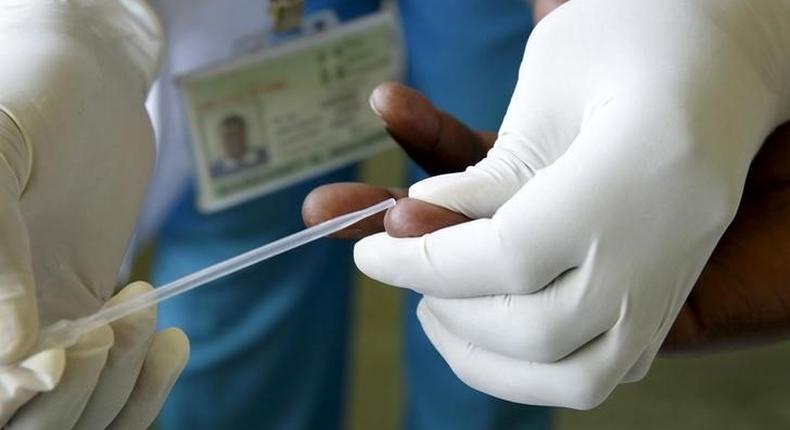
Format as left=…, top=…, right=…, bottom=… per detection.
left=416, top=300, right=436, bottom=339
left=416, top=300, right=429, bottom=319
left=369, top=86, right=384, bottom=118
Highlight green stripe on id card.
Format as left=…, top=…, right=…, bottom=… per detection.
left=178, top=11, right=402, bottom=213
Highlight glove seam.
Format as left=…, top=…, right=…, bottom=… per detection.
left=0, top=107, right=32, bottom=199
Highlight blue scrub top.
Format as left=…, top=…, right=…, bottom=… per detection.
left=154, top=1, right=547, bottom=429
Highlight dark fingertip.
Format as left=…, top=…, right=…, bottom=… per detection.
left=384, top=198, right=470, bottom=238
left=302, top=184, right=340, bottom=228
left=302, top=183, right=405, bottom=239
left=370, top=82, right=492, bottom=175
left=371, top=81, right=441, bottom=139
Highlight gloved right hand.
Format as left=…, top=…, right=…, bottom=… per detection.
left=0, top=0, right=189, bottom=427
left=305, top=81, right=790, bottom=358
left=351, top=0, right=790, bottom=408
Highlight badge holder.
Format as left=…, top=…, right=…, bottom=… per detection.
left=178, top=8, right=403, bottom=213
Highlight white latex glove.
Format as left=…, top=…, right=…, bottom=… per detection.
left=355, top=0, right=790, bottom=409
left=0, top=0, right=190, bottom=427
left=0, top=282, right=189, bottom=430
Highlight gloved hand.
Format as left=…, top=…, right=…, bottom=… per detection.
left=0, top=0, right=189, bottom=426
left=0, top=282, right=189, bottom=430
left=350, top=0, right=790, bottom=409
left=306, top=81, right=790, bottom=354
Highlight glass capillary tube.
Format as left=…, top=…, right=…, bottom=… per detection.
left=36, top=198, right=396, bottom=352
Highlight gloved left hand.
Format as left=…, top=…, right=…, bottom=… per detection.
left=0, top=282, right=189, bottom=430
left=353, top=0, right=790, bottom=409
left=0, top=0, right=189, bottom=426
left=0, top=0, right=162, bottom=361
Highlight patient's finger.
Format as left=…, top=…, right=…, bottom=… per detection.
left=302, top=183, right=406, bottom=239
left=303, top=183, right=470, bottom=240
left=371, top=82, right=495, bottom=175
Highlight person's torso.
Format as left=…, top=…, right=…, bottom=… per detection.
left=141, top=0, right=533, bottom=234
left=141, top=0, right=533, bottom=354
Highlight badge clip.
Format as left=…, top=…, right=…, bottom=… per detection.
left=268, top=0, right=305, bottom=34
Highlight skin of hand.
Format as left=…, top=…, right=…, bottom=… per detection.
left=531, top=0, right=569, bottom=23
left=302, top=81, right=790, bottom=354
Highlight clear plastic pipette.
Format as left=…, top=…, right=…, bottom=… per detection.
left=35, top=198, right=396, bottom=352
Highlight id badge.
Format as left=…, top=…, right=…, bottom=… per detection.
left=178, top=11, right=402, bottom=213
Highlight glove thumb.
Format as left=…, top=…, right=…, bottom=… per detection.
left=408, top=140, right=542, bottom=219
left=0, top=110, right=37, bottom=364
